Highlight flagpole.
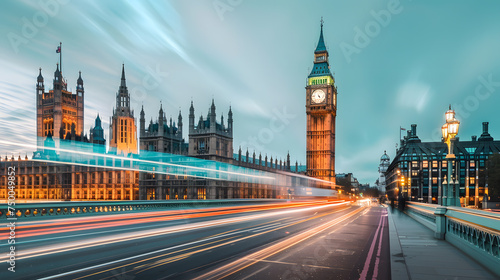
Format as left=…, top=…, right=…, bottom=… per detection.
left=59, top=42, right=62, bottom=75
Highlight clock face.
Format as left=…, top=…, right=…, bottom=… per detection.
left=311, top=89, right=326, bottom=104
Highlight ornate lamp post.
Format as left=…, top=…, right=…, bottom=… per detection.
left=441, top=105, right=460, bottom=206
left=395, top=169, right=401, bottom=199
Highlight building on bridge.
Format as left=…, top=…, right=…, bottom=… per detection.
left=385, top=123, right=500, bottom=207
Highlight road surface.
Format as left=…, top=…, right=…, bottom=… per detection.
left=0, top=200, right=389, bottom=279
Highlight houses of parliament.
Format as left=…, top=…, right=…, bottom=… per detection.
left=0, top=24, right=337, bottom=201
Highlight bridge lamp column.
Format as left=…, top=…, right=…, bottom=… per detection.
left=441, top=106, right=460, bottom=207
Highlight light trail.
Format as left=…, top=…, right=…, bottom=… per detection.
left=7, top=201, right=326, bottom=238
left=192, top=205, right=366, bottom=280
left=1, top=201, right=349, bottom=262
left=0, top=139, right=275, bottom=181
left=37, top=201, right=354, bottom=280
left=0, top=139, right=338, bottom=188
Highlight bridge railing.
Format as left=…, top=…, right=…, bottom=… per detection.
left=405, top=201, right=500, bottom=277
left=0, top=199, right=286, bottom=220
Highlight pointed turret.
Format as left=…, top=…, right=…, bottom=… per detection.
left=36, top=68, right=45, bottom=96
left=228, top=106, right=233, bottom=135
left=53, top=63, right=63, bottom=91
left=77, top=71, right=83, bottom=85
left=54, top=63, right=61, bottom=80
left=159, top=103, right=164, bottom=119
left=209, top=99, right=216, bottom=133
left=158, top=104, right=164, bottom=136
left=189, top=101, right=195, bottom=134
left=90, top=113, right=105, bottom=148
left=121, top=63, right=126, bottom=87
left=37, top=68, right=44, bottom=83
left=287, top=152, right=291, bottom=170
left=199, top=115, right=204, bottom=129
left=315, top=19, right=326, bottom=53
left=115, top=64, right=131, bottom=114
left=76, top=71, right=84, bottom=100
left=95, top=113, right=101, bottom=127
left=308, top=19, right=332, bottom=78
left=210, top=99, right=216, bottom=115
left=140, top=105, right=145, bottom=135
left=178, top=110, right=183, bottom=137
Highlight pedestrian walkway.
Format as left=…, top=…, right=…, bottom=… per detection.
left=386, top=206, right=497, bottom=280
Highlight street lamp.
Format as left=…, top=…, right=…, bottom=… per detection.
left=401, top=175, right=406, bottom=198
left=395, top=169, right=401, bottom=199
left=441, top=105, right=460, bottom=206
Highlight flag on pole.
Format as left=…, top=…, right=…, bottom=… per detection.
left=400, top=127, right=406, bottom=131
left=56, top=46, right=61, bottom=53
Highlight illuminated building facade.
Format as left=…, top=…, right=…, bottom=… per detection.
left=36, top=64, right=85, bottom=147
left=305, top=21, right=337, bottom=185
left=0, top=158, right=139, bottom=201
left=109, top=65, right=138, bottom=155
left=385, top=123, right=500, bottom=207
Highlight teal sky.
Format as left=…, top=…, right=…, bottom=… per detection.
left=1, top=0, right=500, bottom=184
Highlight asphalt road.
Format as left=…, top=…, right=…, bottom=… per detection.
left=0, top=200, right=389, bottom=280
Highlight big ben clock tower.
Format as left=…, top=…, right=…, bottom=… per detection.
left=306, top=20, right=337, bottom=186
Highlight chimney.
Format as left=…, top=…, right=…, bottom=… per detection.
left=478, top=121, right=493, bottom=141
left=472, top=135, right=477, bottom=142
left=411, top=124, right=417, bottom=137
left=482, top=122, right=489, bottom=135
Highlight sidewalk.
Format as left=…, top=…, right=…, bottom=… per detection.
left=386, top=207, right=497, bottom=280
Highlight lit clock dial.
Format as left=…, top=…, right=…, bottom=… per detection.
left=311, top=89, right=326, bottom=104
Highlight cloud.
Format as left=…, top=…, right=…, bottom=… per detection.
left=397, top=81, right=430, bottom=113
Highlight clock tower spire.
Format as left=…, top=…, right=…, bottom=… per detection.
left=305, top=19, right=337, bottom=187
